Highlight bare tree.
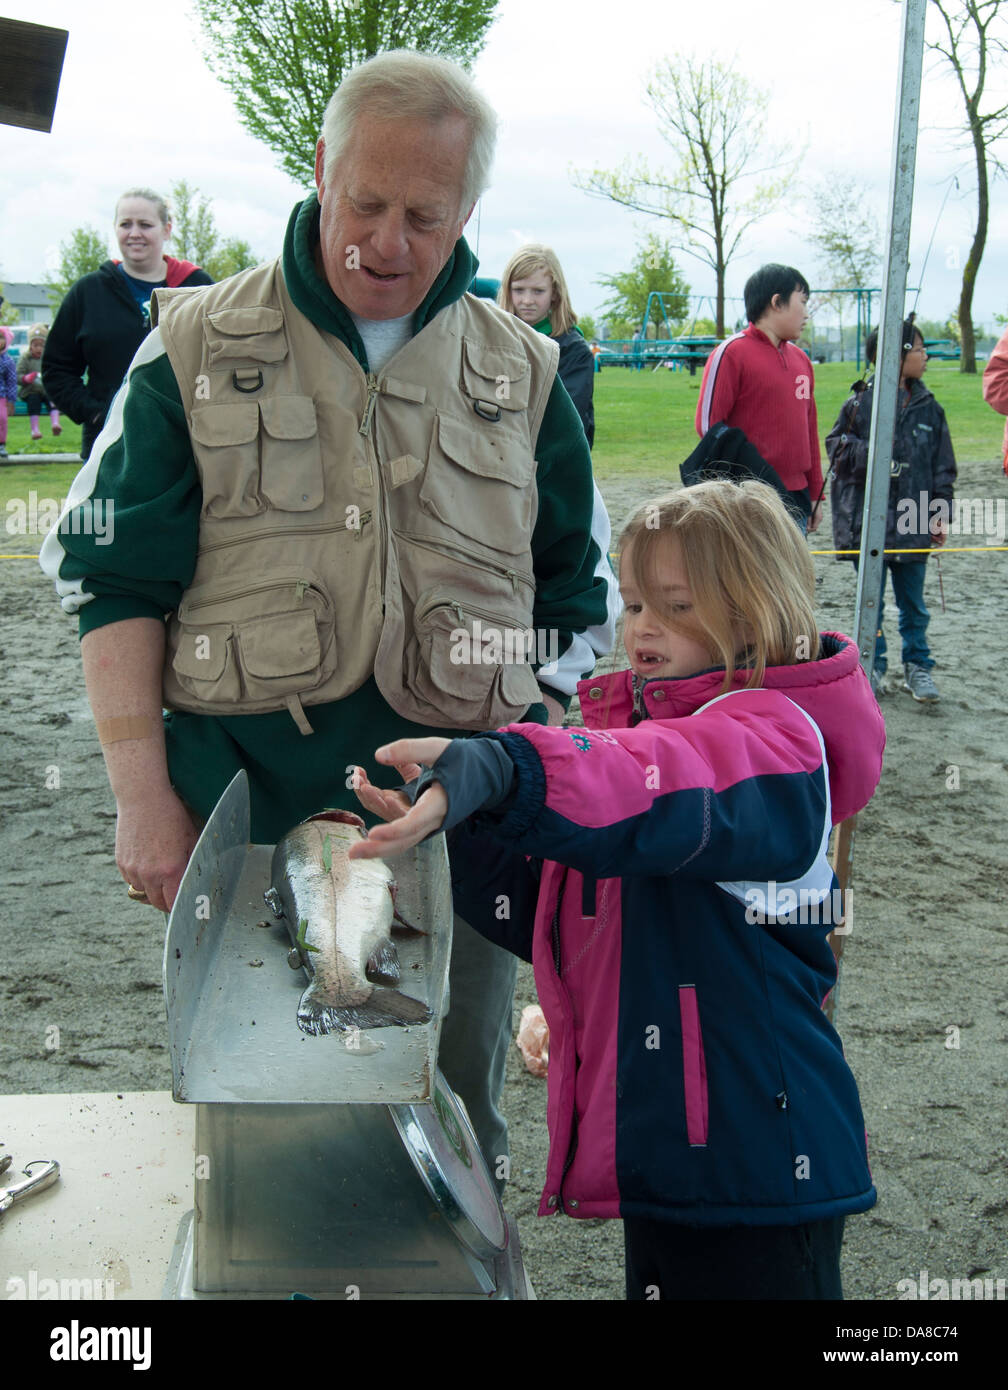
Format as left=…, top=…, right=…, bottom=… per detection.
left=572, top=57, right=801, bottom=337
left=925, top=0, right=1008, bottom=372
left=806, top=177, right=882, bottom=361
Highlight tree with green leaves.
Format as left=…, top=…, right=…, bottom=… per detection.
left=922, top=0, right=1008, bottom=373
left=574, top=57, right=800, bottom=337
left=0, top=281, right=20, bottom=327
left=806, top=176, right=882, bottom=363
left=595, top=234, right=690, bottom=340
left=44, top=226, right=107, bottom=311
left=193, top=0, right=500, bottom=187
left=170, top=181, right=258, bottom=282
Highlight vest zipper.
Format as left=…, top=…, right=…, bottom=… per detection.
left=198, top=512, right=372, bottom=553
left=180, top=575, right=329, bottom=612
left=358, top=372, right=379, bottom=436
left=400, top=530, right=535, bottom=596
left=415, top=592, right=532, bottom=630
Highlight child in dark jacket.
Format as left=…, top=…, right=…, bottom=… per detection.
left=827, top=321, right=956, bottom=703
left=350, top=479, right=885, bottom=1301
left=497, top=243, right=595, bottom=447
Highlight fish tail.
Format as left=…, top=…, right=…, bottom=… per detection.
left=297, top=984, right=432, bottom=1036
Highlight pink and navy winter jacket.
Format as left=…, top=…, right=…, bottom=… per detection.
left=450, top=633, right=885, bottom=1226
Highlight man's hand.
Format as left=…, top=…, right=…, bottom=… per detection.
left=930, top=517, right=948, bottom=548
left=116, top=786, right=201, bottom=912
left=348, top=739, right=450, bottom=860
left=807, top=500, right=823, bottom=534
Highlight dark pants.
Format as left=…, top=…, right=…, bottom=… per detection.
left=623, top=1215, right=846, bottom=1300
left=21, top=392, right=52, bottom=415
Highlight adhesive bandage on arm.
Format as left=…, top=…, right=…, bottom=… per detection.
left=96, top=716, right=157, bottom=745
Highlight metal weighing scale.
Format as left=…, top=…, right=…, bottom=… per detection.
left=161, top=771, right=530, bottom=1299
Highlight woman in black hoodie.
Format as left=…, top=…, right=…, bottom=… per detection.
left=498, top=243, right=595, bottom=447
left=43, top=187, right=212, bottom=459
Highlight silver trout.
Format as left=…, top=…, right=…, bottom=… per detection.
left=265, top=809, right=431, bottom=1036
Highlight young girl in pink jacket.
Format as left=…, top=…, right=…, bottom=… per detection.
left=350, top=480, right=884, bottom=1300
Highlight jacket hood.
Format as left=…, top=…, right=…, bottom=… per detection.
left=164, top=256, right=202, bottom=286
left=105, top=256, right=203, bottom=288
left=577, top=632, right=885, bottom=823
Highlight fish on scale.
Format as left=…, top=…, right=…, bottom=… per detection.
left=265, top=809, right=431, bottom=1036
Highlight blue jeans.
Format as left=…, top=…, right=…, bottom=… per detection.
left=853, top=560, right=933, bottom=673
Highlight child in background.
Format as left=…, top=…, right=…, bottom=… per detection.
left=981, top=322, right=1008, bottom=476
left=350, top=480, right=884, bottom=1301
left=17, top=325, right=61, bottom=441
left=827, top=320, right=955, bottom=703
left=696, top=263, right=824, bottom=532
left=0, top=326, right=16, bottom=461
left=498, top=244, right=595, bottom=447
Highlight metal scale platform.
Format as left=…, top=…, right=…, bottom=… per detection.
left=162, top=771, right=530, bottom=1299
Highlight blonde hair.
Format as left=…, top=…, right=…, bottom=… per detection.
left=497, top=244, right=577, bottom=336
left=320, top=50, right=497, bottom=218
left=116, top=188, right=170, bottom=228
left=619, top=481, right=819, bottom=692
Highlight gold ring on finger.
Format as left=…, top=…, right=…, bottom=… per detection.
left=127, top=884, right=149, bottom=901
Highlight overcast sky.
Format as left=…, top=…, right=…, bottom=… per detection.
left=3, top=0, right=1006, bottom=332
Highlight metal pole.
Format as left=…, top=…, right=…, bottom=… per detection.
left=855, top=0, right=926, bottom=675
left=827, top=0, right=926, bottom=1018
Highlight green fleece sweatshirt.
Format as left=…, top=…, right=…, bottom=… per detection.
left=41, top=196, right=610, bottom=841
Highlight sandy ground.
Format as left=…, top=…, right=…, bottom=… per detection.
left=1, top=459, right=1006, bottom=1302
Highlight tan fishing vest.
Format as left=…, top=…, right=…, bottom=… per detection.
left=151, top=259, right=558, bottom=734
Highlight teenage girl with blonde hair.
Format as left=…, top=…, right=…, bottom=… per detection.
left=499, top=243, right=595, bottom=446
left=351, top=478, right=884, bottom=1300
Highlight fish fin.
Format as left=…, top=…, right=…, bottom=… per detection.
left=391, top=905, right=426, bottom=935
left=297, top=986, right=432, bottom=1035
left=365, top=938, right=400, bottom=987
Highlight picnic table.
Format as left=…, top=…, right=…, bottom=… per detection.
left=596, top=336, right=720, bottom=376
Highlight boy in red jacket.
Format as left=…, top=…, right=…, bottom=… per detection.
left=696, top=264, right=823, bottom=531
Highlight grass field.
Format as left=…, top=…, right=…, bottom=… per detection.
left=590, top=358, right=1005, bottom=482
left=1, top=359, right=1003, bottom=528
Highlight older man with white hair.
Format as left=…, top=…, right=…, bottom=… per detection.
left=42, top=50, right=616, bottom=1182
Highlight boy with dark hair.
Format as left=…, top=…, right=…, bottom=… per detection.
left=827, top=320, right=955, bottom=703
left=696, top=263, right=823, bottom=531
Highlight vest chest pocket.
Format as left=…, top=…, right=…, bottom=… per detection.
left=169, top=571, right=336, bottom=704
left=190, top=403, right=262, bottom=518
left=258, top=396, right=323, bottom=511
left=420, top=413, right=535, bottom=557
left=460, top=338, right=531, bottom=414
left=189, top=396, right=323, bottom=518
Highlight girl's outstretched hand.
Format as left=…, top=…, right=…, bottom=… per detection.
left=348, top=738, right=451, bottom=860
